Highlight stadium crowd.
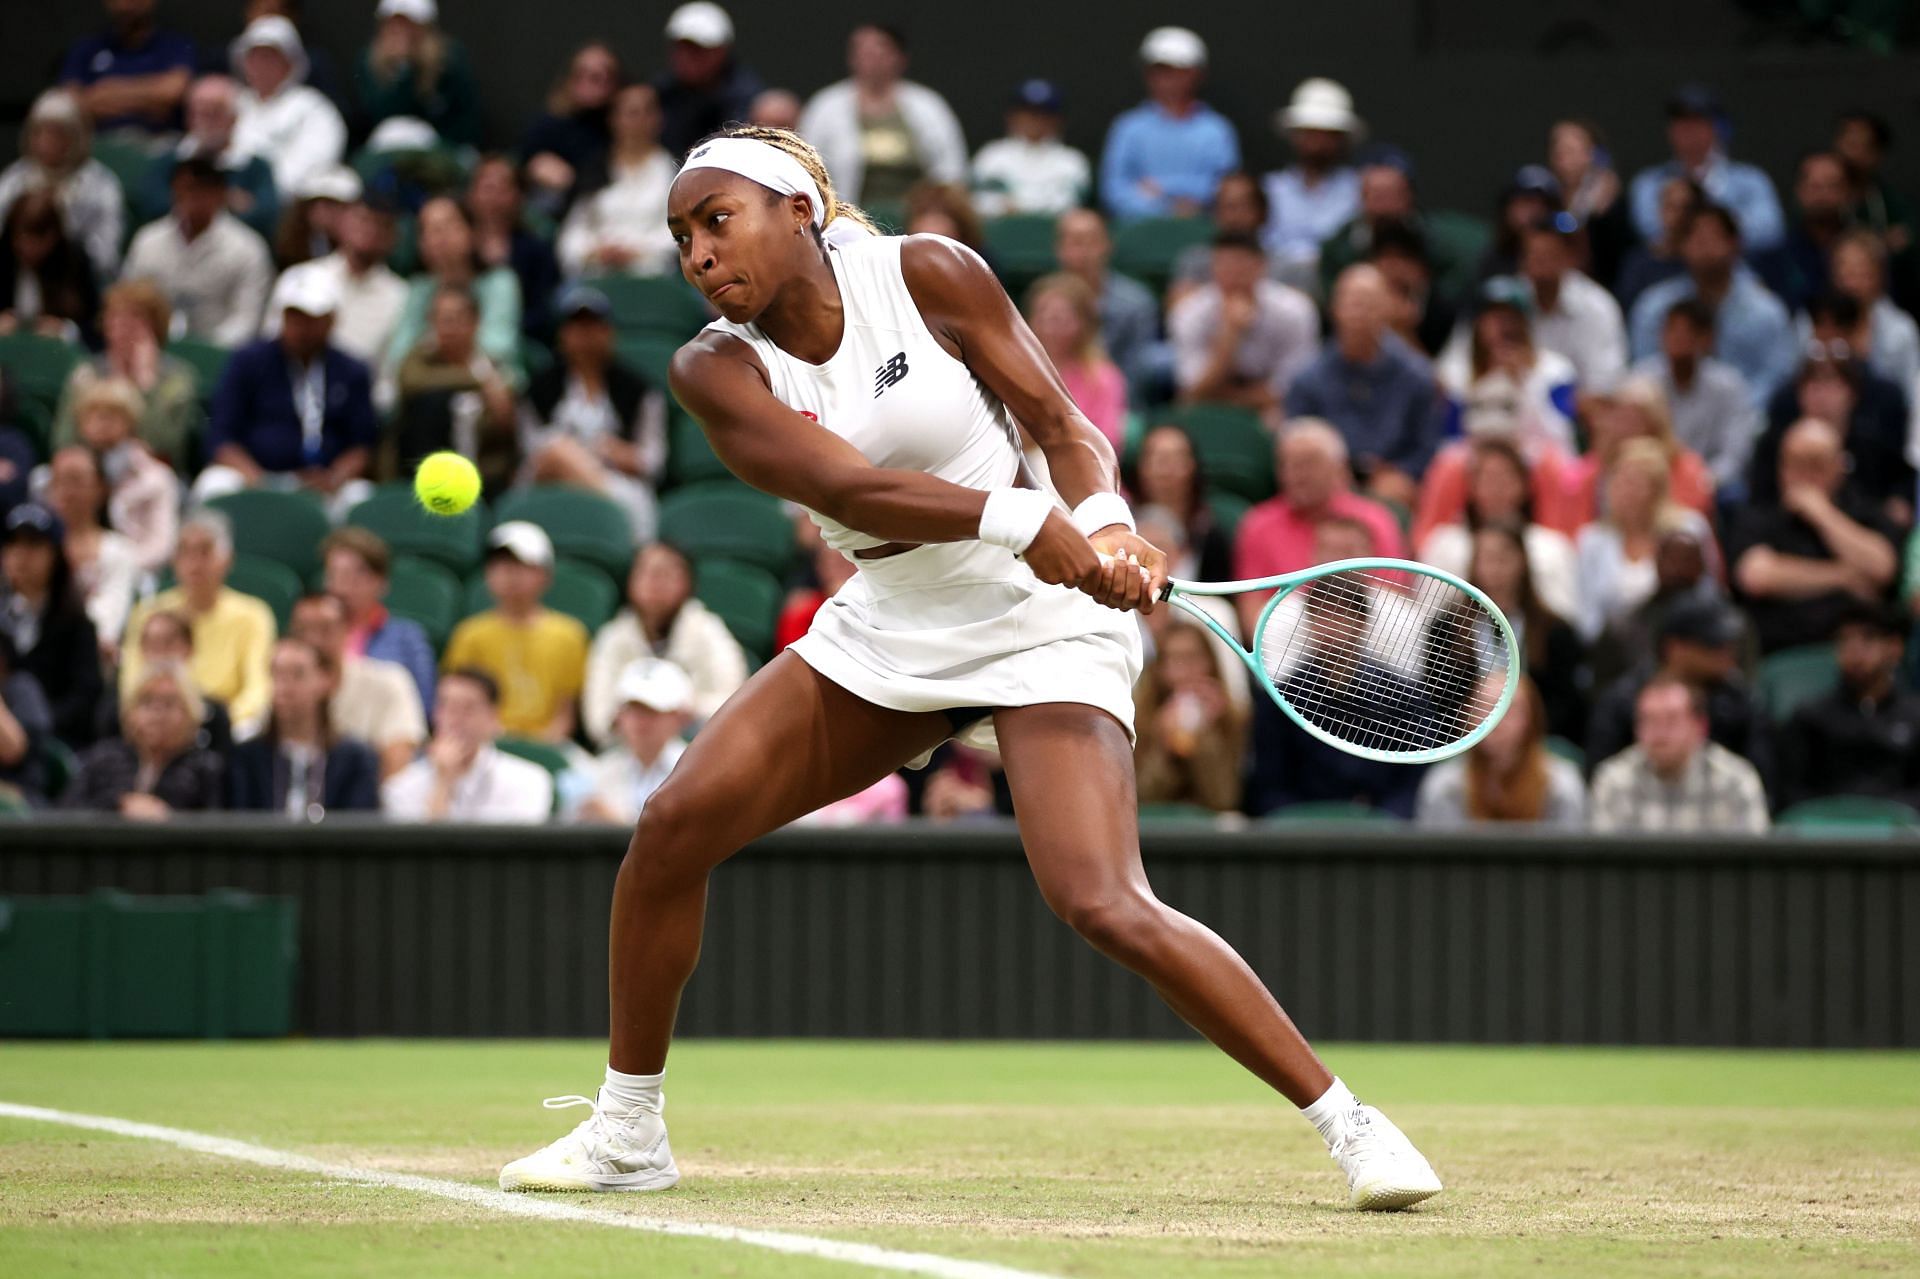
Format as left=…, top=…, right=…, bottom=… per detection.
left=4, top=0, right=1920, bottom=832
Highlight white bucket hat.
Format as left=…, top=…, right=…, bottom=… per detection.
left=1277, top=77, right=1364, bottom=137
left=230, top=16, right=310, bottom=89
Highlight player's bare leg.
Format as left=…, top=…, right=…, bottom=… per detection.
left=994, top=702, right=1442, bottom=1209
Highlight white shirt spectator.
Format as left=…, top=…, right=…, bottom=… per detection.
left=273, top=251, right=408, bottom=367
left=556, top=151, right=679, bottom=278
left=122, top=211, right=273, bottom=346
left=1530, top=270, right=1627, bottom=389
left=0, top=158, right=124, bottom=279
left=1415, top=521, right=1579, bottom=625
left=1169, top=278, right=1321, bottom=401
left=576, top=737, right=687, bottom=825
left=331, top=655, right=427, bottom=757
left=382, top=744, right=553, bottom=822
left=798, top=80, right=968, bottom=203
left=970, top=137, right=1090, bottom=218
left=70, top=527, right=144, bottom=646
left=1572, top=507, right=1715, bottom=643
left=233, top=83, right=346, bottom=200
left=1260, top=166, right=1359, bottom=265
left=583, top=599, right=747, bottom=744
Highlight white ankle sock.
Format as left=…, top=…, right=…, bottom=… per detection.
left=601, top=1065, right=665, bottom=1115
left=1300, top=1077, right=1358, bottom=1148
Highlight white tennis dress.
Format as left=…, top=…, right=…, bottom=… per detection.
left=703, top=234, right=1142, bottom=752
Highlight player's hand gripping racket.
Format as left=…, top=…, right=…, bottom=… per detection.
left=1154, top=558, right=1520, bottom=764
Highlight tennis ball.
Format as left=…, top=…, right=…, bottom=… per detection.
left=414, top=451, right=481, bottom=516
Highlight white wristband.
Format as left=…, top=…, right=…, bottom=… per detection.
left=978, top=488, right=1055, bottom=553
left=1072, top=491, right=1135, bottom=536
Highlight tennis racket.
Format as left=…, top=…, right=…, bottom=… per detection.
left=1154, top=557, right=1520, bottom=764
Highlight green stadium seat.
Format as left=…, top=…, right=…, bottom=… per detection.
left=591, top=275, right=711, bottom=337
left=1261, top=801, right=1404, bottom=825
left=658, top=482, right=794, bottom=575
left=0, top=333, right=82, bottom=415
left=616, top=332, right=680, bottom=388
left=1425, top=209, right=1495, bottom=305
left=9, top=397, right=53, bottom=464
left=1138, top=801, right=1220, bottom=822
left=1166, top=403, right=1275, bottom=502
left=205, top=489, right=332, bottom=583
left=385, top=554, right=463, bottom=653
left=223, top=554, right=305, bottom=632
left=91, top=135, right=158, bottom=228
left=164, top=337, right=233, bottom=402
left=693, top=556, right=782, bottom=659
left=984, top=213, right=1061, bottom=296
left=346, top=482, right=489, bottom=575
left=463, top=556, right=620, bottom=633
left=863, top=200, right=907, bottom=234
left=1111, top=217, right=1212, bottom=295
left=1544, top=735, right=1586, bottom=770
left=493, top=737, right=570, bottom=814
left=37, top=737, right=78, bottom=804
left=664, top=412, right=731, bottom=488
left=1777, top=795, right=1920, bottom=833
left=1206, top=491, right=1252, bottom=543
left=518, top=335, right=555, bottom=384
left=1756, top=644, right=1839, bottom=723
left=492, top=485, right=636, bottom=580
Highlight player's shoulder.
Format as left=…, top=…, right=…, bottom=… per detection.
left=897, top=233, right=998, bottom=307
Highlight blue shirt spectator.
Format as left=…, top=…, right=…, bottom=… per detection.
left=1627, top=87, right=1784, bottom=254
left=1262, top=77, right=1364, bottom=264
left=1100, top=27, right=1240, bottom=221
left=59, top=1, right=197, bottom=136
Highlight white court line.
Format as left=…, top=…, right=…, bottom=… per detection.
left=0, top=1101, right=1060, bottom=1279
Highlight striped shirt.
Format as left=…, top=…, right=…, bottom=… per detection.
left=1589, top=742, right=1770, bottom=834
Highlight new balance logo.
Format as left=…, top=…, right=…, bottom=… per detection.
left=873, top=352, right=909, bottom=397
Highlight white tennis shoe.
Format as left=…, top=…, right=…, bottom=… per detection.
left=1328, top=1103, right=1443, bottom=1210
left=498, top=1092, right=680, bottom=1193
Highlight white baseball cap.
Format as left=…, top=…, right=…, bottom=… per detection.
left=296, top=165, right=362, bottom=204
left=487, top=521, right=555, bottom=569
left=273, top=261, right=340, bottom=318
left=376, top=0, right=438, bottom=23
left=1139, top=26, right=1207, bottom=69
left=614, top=658, right=694, bottom=714
left=665, top=2, right=734, bottom=48
left=1278, top=78, right=1364, bottom=136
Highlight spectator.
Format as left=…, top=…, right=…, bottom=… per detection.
left=917, top=743, right=1013, bottom=820
left=0, top=88, right=124, bottom=279
left=65, top=662, right=224, bottom=818
left=1460, top=524, right=1587, bottom=742
left=1099, top=27, right=1237, bottom=222
left=382, top=196, right=523, bottom=390
left=748, top=89, right=802, bottom=131
left=1, top=503, right=103, bottom=747
left=654, top=3, right=764, bottom=162
left=1286, top=265, right=1448, bottom=503
left=121, top=509, right=275, bottom=737
left=0, top=633, right=53, bottom=808
left=147, top=75, right=279, bottom=241
left=573, top=657, right=692, bottom=824
left=391, top=284, right=520, bottom=493
left=902, top=182, right=983, bottom=250
left=1260, top=78, right=1362, bottom=273
left=584, top=541, right=748, bottom=741
left=1587, top=526, right=1730, bottom=689
left=59, top=0, right=196, bottom=137
left=1478, top=166, right=1564, bottom=283
left=245, top=1, right=349, bottom=112
left=1585, top=593, right=1773, bottom=789
left=271, top=165, right=357, bottom=270
left=1627, top=85, right=1785, bottom=254
left=230, top=16, right=347, bottom=202
left=1169, top=232, right=1318, bottom=424
left=320, top=527, right=437, bottom=709
left=1563, top=375, right=1717, bottom=528
left=1833, top=109, right=1913, bottom=264
left=0, top=380, right=27, bottom=520
left=1231, top=419, right=1405, bottom=633
left=1416, top=675, right=1584, bottom=827
left=799, top=23, right=967, bottom=207
left=1613, top=175, right=1700, bottom=311
left=291, top=195, right=408, bottom=367
left=517, top=284, right=666, bottom=540
left=1416, top=439, right=1579, bottom=632
left=1317, top=148, right=1471, bottom=306
left=226, top=637, right=380, bottom=814
left=1828, top=231, right=1920, bottom=401
left=0, top=191, right=101, bottom=344
left=556, top=84, right=679, bottom=279
left=1052, top=208, right=1165, bottom=397
left=1169, top=173, right=1284, bottom=306
left=1132, top=619, right=1245, bottom=812
left=1367, top=219, right=1454, bottom=358
left=67, top=376, right=182, bottom=573
left=381, top=667, right=552, bottom=821
left=969, top=79, right=1090, bottom=219
left=1758, top=151, right=1851, bottom=312
left=774, top=523, right=856, bottom=654
left=288, top=590, right=425, bottom=780
left=104, top=607, right=234, bottom=757
left=1781, top=601, right=1920, bottom=812
left=122, top=155, right=275, bottom=347
left=1435, top=280, right=1580, bottom=458
left=1628, top=204, right=1797, bottom=406
left=198, top=263, right=376, bottom=512
left=1629, top=298, right=1760, bottom=491
left=1574, top=438, right=1716, bottom=644
left=1025, top=274, right=1128, bottom=451
left=1546, top=118, right=1630, bottom=291
left=352, top=0, right=480, bottom=147
left=1589, top=676, right=1769, bottom=833
left=1519, top=215, right=1626, bottom=389
left=1131, top=506, right=1249, bottom=713
left=1126, top=423, right=1233, bottom=582
left=442, top=522, right=587, bottom=742
left=52, top=280, right=200, bottom=469
left=467, top=156, right=561, bottom=341
left=521, top=40, right=621, bottom=218
left=1730, top=418, right=1900, bottom=654
left=1751, top=305, right=1912, bottom=520
left=44, top=445, right=142, bottom=651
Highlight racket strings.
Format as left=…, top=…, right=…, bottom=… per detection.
left=1257, top=569, right=1511, bottom=756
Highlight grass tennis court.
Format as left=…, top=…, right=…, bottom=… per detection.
left=3, top=1041, right=1916, bottom=1278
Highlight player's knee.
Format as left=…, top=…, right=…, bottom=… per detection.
left=1049, top=885, right=1166, bottom=960
left=622, top=784, right=716, bottom=884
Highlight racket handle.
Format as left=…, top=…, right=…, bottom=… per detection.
left=1094, top=550, right=1172, bottom=603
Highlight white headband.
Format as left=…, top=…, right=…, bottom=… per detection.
left=679, top=137, right=825, bottom=228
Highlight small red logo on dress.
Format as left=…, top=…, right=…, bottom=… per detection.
left=797, top=411, right=819, bottom=422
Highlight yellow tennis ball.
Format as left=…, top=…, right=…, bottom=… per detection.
left=414, top=451, right=481, bottom=516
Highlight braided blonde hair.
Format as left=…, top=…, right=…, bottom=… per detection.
left=711, top=124, right=880, bottom=237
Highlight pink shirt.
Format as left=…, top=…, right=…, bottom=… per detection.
left=1060, top=357, right=1128, bottom=451
left=1232, top=491, right=1408, bottom=582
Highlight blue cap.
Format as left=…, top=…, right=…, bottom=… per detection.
left=2, top=501, right=65, bottom=549
left=1356, top=143, right=1415, bottom=181
left=554, top=283, right=612, bottom=322
left=1666, top=84, right=1722, bottom=120
left=1012, top=79, right=1064, bottom=114
left=1507, top=164, right=1562, bottom=200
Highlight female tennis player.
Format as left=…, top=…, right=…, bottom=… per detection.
left=500, top=126, right=1442, bottom=1210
